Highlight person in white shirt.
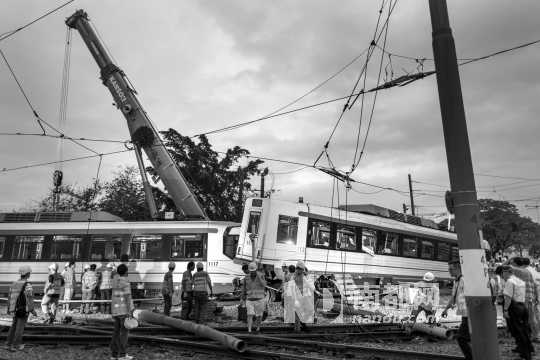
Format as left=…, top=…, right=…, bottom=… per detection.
left=442, top=260, right=471, bottom=360
left=501, top=265, right=533, bottom=360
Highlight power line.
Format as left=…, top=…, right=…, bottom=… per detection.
left=0, top=132, right=129, bottom=144
left=0, top=149, right=132, bottom=174
left=0, top=0, right=76, bottom=43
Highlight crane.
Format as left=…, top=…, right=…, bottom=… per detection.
left=66, top=10, right=208, bottom=220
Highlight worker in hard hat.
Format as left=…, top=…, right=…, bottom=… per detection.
left=99, top=263, right=114, bottom=314
left=61, top=261, right=76, bottom=313
left=41, top=263, right=65, bottom=324
left=410, top=272, right=440, bottom=324
left=6, top=265, right=36, bottom=352
left=192, top=262, right=213, bottom=323
left=242, top=262, right=266, bottom=333
left=81, top=264, right=97, bottom=314
left=162, top=261, right=176, bottom=316
left=180, top=261, right=195, bottom=320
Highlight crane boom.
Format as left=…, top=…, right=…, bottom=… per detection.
left=66, top=10, right=208, bottom=220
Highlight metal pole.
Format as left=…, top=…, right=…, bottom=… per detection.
left=408, top=174, right=415, bottom=216
left=428, top=1, right=499, bottom=359
left=134, top=144, right=159, bottom=220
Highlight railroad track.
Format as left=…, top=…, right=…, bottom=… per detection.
left=0, top=323, right=465, bottom=360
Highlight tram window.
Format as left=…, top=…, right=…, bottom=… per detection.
left=377, top=232, right=399, bottom=255
left=131, top=235, right=162, bottom=260
left=50, top=235, right=82, bottom=260
left=248, top=211, right=261, bottom=234
left=403, top=238, right=418, bottom=257
left=223, top=227, right=239, bottom=260
left=171, top=234, right=204, bottom=259
left=12, top=236, right=44, bottom=260
left=437, top=242, right=450, bottom=261
left=308, top=220, right=331, bottom=248
left=90, top=236, right=122, bottom=261
left=336, top=225, right=356, bottom=251
left=451, top=246, right=459, bottom=261
left=361, top=228, right=377, bottom=254
left=0, top=236, right=5, bottom=258
left=420, top=240, right=435, bottom=259
left=276, top=215, right=298, bottom=245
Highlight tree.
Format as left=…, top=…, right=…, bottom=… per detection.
left=36, top=184, right=102, bottom=212
left=479, top=198, right=540, bottom=254
left=99, top=166, right=151, bottom=221
left=156, top=129, right=264, bottom=221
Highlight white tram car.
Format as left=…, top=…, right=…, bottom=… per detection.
left=0, top=212, right=242, bottom=296
left=236, top=198, right=458, bottom=284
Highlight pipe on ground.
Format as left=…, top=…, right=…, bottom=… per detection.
left=133, top=309, right=246, bottom=353
left=411, top=322, right=455, bottom=339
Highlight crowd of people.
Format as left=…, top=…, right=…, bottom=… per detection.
left=6, top=257, right=136, bottom=360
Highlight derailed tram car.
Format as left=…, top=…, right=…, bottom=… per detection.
left=0, top=211, right=242, bottom=297
left=236, top=198, right=459, bottom=289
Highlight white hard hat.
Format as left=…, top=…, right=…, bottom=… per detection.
left=64, top=262, right=70, bottom=268
left=248, top=262, right=257, bottom=272
left=84, top=264, right=90, bottom=270
left=48, top=263, right=58, bottom=271
left=106, top=262, right=114, bottom=268
left=19, top=265, right=32, bottom=275
left=296, top=260, right=306, bottom=270
left=168, top=261, right=176, bottom=269
left=423, top=272, right=435, bottom=282
left=196, top=262, right=204, bottom=269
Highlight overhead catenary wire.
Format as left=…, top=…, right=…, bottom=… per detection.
left=0, top=132, right=129, bottom=144
left=0, top=0, right=76, bottom=43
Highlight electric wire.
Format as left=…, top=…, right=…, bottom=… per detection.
left=0, top=0, right=76, bottom=43
left=0, top=132, right=129, bottom=144
left=0, top=149, right=132, bottom=174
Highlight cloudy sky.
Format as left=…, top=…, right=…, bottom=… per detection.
left=1, top=0, right=540, bottom=221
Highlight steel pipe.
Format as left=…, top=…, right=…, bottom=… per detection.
left=133, top=309, right=246, bottom=352
left=411, top=322, right=455, bottom=339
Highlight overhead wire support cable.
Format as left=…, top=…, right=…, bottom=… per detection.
left=0, top=132, right=129, bottom=144
left=0, top=49, right=99, bottom=155
left=0, top=0, right=76, bottom=43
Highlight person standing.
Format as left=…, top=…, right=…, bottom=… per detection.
left=99, top=263, right=114, bottom=314
left=525, top=257, right=540, bottom=342
left=284, top=261, right=320, bottom=332
left=62, top=261, right=76, bottom=313
left=81, top=264, right=97, bottom=314
left=441, top=259, right=471, bottom=360
left=110, top=264, right=135, bottom=360
left=501, top=265, right=533, bottom=360
left=41, top=263, right=64, bottom=324
left=411, top=272, right=440, bottom=324
left=511, top=257, right=539, bottom=342
left=243, top=262, right=266, bottom=333
left=192, top=262, right=213, bottom=323
left=180, top=261, right=195, bottom=320
left=6, top=265, right=36, bottom=352
left=162, top=262, right=176, bottom=316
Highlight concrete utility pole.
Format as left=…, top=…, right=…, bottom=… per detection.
left=408, top=174, right=415, bottom=216
left=429, top=1, right=500, bottom=359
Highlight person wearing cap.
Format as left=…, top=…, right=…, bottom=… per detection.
left=162, top=262, right=176, bottom=316
left=410, top=272, right=439, bottom=324
left=61, top=261, right=76, bottom=313
left=110, top=263, right=135, bottom=360
left=99, top=262, right=114, bottom=314
left=180, top=261, right=195, bottom=320
left=6, top=265, right=36, bottom=352
left=81, top=264, right=97, bottom=314
left=192, top=262, right=213, bottom=323
left=284, top=260, right=321, bottom=332
left=441, top=260, right=471, bottom=360
left=502, top=265, right=533, bottom=360
left=41, top=263, right=64, bottom=324
left=242, top=262, right=266, bottom=333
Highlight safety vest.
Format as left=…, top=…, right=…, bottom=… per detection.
left=100, top=269, right=112, bottom=290
left=111, top=275, right=133, bottom=316
left=82, top=271, right=97, bottom=290
left=244, top=274, right=266, bottom=300
left=46, top=273, right=64, bottom=295
left=193, top=271, right=210, bottom=293
left=161, top=271, right=174, bottom=295
left=182, top=270, right=193, bottom=293
left=8, top=280, right=27, bottom=315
